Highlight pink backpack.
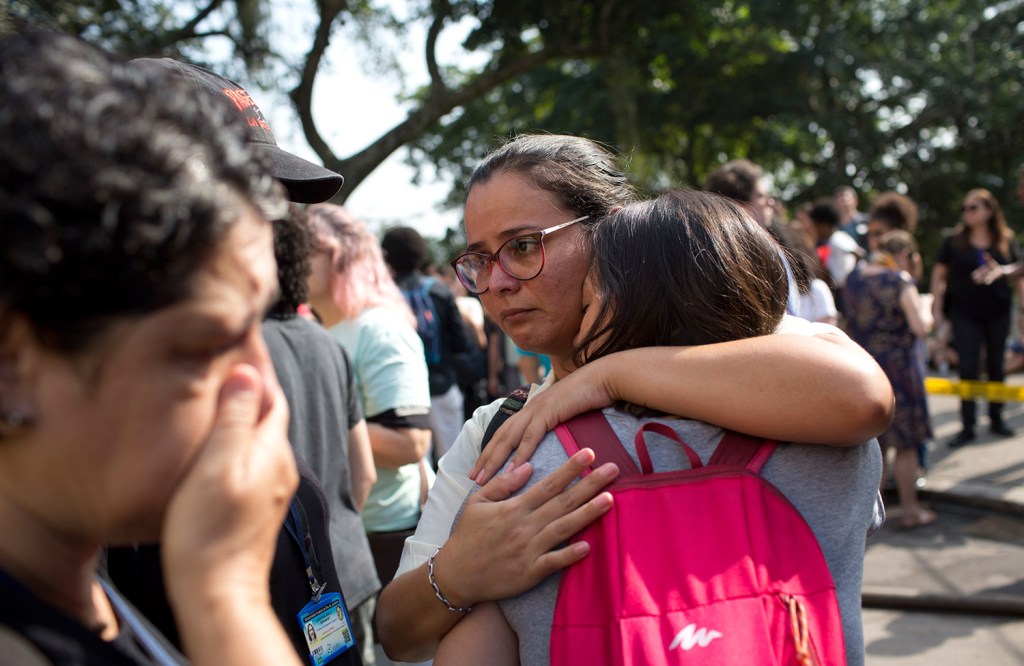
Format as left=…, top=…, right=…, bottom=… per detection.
left=550, top=411, right=846, bottom=666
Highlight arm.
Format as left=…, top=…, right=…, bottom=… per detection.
left=930, top=262, right=949, bottom=326
left=347, top=419, right=376, bottom=511
left=376, top=449, right=617, bottom=662
left=366, top=422, right=432, bottom=468
left=473, top=330, right=895, bottom=483
left=899, top=282, right=933, bottom=339
left=162, top=365, right=301, bottom=666
left=972, top=253, right=1024, bottom=285
left=434, top=601, right=519, bottom=666
left=487, top=328, right=505, bottom=397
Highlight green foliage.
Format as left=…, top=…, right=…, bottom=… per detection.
left=408, top=0, right=1024, bottom=268
left=10, top=0, right=1023, bottom=270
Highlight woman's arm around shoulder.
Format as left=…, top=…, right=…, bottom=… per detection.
left=474, top=327, right=894, bottom=483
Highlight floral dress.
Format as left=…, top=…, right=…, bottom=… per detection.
left=843, top=266, right=933, bottom=451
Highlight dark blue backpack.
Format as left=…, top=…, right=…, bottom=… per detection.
left=402, top=277, right=442, bottom=366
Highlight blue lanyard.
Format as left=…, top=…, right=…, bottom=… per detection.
left=98, top=579, right=182, bottom=666
left=282, top=497, right=326, bottom=602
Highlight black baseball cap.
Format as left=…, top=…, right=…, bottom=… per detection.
left=132, top=58, right=344, bottom=204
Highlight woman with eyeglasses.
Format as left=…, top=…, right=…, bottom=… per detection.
left=435, top=189, right=882, bottom=666
left=931, top=189, right=1024, bottom=448
left=376, top=134, right=894, bottom=662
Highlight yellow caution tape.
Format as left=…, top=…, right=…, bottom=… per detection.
left=925, top=377, right=1024, bottom=402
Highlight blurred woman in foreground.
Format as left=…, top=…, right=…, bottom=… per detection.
left=0, top=31, right=301, bottom=665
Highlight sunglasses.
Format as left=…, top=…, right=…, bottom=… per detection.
left=450, top=216, right=588, bottom=295
left=962, top=203, right=987, bottom=213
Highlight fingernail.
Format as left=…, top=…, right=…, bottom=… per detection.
left=573, top=448, right=596, bottom=464
left=597, top=463, right=619, bottom=478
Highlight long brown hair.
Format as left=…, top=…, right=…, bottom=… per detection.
left=954, top=188, right=1013, bottom=256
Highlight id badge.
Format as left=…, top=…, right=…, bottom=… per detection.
left=297, top=591, right=355, bottom=666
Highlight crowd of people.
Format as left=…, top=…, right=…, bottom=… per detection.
left=2, top=27, right=1022, bottom=666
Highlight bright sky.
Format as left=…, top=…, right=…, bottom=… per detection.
left=259, top=4, right=472, bottom=240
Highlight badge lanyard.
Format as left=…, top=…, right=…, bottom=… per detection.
left=286, top=496, right=355, bottom=666
left=283, top=498, right=326, bottom=602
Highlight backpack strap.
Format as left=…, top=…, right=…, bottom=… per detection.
left=556, top=411, right=642, bottom=478
left=480, top=385, right=531, bottom=450
left=635, top=422, right=702, bottom=472
left=708, top=430, right=778, bottom=473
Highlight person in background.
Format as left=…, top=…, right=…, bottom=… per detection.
left=382, top=227, right=472, bottom=463
left=306, top=205, right=433, bottom=588
left=931, top=189, right=1024, bottom=447
left=807, top=196, right=863, bottom=302
left=0, top=30, right=300, bottom=664
left=704, top=159, right=805, bottom=316
left=262, top=205, right=379, bottom=664
left=835, top=185, right=871, bottom=252
left=865, top=191, right=922, bottom=279
left=845, top=229, right=935, bottom=528
left=439, top=265, right=491, bottom=421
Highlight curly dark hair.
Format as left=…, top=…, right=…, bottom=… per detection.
left=268, top=204, right=315, bottom=317
left=0, top=31, right=286, bottom=353
left=466, top=134, right=639, bottom=221
left=869, top=191, right=919, bottom=233
left=574, top=189, right=787, bottom=369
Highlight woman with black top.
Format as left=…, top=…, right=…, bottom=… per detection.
left=931, top=189, right=1024, bottom=447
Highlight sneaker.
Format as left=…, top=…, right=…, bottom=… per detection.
left=948, top=430, right=976, bottom=448
left=991, top=422, right=1015, bottom=437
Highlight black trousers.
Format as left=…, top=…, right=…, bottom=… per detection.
left=950, top=309, right=1012, bottom=429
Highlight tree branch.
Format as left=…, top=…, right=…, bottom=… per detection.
left=425, top=0, right=452, bottom=93
left=289, top=0, right=350, bottom=170
left=329, top=43, right=597, bottom=201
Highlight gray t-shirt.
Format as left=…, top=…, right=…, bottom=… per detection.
left=481, top=409, right=883, bottom=666
left=264, top=316, right=380, bottom=607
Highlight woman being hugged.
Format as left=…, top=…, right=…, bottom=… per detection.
left=930, top=189, right=1024, bottom=447
left=377, top=134, right=894, bottom=662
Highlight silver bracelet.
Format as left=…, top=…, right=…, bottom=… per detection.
left=427, top=547, right=472, bottom=613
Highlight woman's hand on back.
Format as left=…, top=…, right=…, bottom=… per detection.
left=434, top=448, right=618, bottom=609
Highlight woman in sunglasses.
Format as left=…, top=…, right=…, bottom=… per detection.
left=376, top=134, right=894, bottom=661
left=930, top=189, right=1024, bottom=448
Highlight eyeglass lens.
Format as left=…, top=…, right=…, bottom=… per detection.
left=455, top=234, right=546, bottom=294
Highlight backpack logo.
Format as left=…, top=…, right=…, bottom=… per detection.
left=668, top=624, right=723, bottom=652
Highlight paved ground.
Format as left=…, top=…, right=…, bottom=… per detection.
left=861, top=382, right=1024, bottom=664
